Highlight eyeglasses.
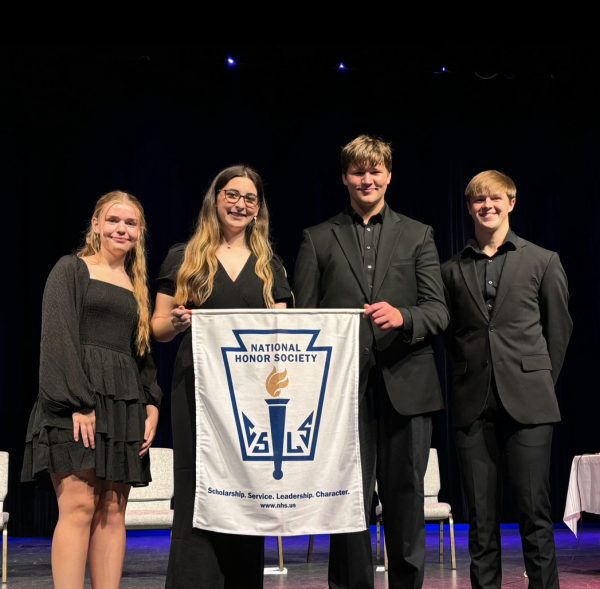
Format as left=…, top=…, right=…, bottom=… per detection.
left=219, top=188, right=260, bottom=208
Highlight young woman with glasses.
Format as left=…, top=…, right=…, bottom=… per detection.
left=151, top=165, right=292, bottom=588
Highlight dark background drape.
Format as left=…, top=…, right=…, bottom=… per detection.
left=2, top=44, right=598, bottom=536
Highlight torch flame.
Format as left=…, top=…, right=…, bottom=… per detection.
left=265, top=366, right=289, bottom=398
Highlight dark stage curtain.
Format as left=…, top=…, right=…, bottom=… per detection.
left=2, top=44, right=599, bottom=536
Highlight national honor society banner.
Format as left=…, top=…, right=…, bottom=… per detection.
left=191, top=309, right=364, bottom=536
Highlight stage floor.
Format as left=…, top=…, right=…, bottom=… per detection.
left=4, top=524, right=599, bottom=588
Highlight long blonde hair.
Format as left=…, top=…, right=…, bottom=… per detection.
left=175, top=165, right=275, bottom=308
left=78, top=190, right=151, bottom=356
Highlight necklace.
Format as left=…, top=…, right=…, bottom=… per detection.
left=222, top=240, right=246, bottom=250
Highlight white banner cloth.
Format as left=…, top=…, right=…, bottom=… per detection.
left=191, top=308, right=364, bottom=536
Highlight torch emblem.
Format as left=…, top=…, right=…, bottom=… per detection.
left=264, top=367, right=289, bottom=479
left=221, top=329, right=331, bottom=480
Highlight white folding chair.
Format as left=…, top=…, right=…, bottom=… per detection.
left=424, top=448, right=456, bottom=569
left=375, top=448, right=456, bottom=571
left=124, top=447, right=174, bottom=530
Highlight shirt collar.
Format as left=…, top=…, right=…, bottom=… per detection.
left=348, top=203, right=387, bottom=226
left=462, top=229, right=518, bottom=258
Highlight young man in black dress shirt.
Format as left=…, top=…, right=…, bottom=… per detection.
left=442, top=170, right=572, bottom=589
left=294, top=135, right=448, bottom=589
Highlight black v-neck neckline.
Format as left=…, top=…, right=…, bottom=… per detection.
left=217, top=253, right=253, bottom=284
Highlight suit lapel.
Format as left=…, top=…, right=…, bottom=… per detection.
left=458, top=256, right=489, bottom=320
left=332, top=215, right=370, bottom=299
left=372, top=209, right=403, bottom=301
left=491, top=240, right=525, bottom=318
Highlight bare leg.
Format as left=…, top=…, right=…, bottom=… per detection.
left=88, top=481, right=130, bottom=589
left=51, top=470, right=97, bottom=589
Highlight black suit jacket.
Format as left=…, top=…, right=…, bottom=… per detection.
left=293, top=207, right=449, bottom=416
left=441, top=235, right=572, bottom=427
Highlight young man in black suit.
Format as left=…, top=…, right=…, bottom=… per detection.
left=294, top=135, right=448, bottom=589
left=442, top=170, right=572, bottom=589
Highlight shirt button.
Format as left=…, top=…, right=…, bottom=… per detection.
left=487, top=259, right=493, bottom=263
left=367, top=265, right=372, bottom=269
left=489, top=325, right=495, bottom=332
left=366, top=228, right=371, bottom=232
left=488, top=280, right=493, bottom=285
left=366, top=246, right=371, bottom=250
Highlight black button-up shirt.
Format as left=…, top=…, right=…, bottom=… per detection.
left=351, top=206, right=385, bottom=294
left=348, top=205, right=413, bottom=336
left=461, top=230, right=518, bottom=314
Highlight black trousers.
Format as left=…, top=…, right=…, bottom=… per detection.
left=328, top=367, right=432, bottom=589
left=455, top=389, right=558, bottom=589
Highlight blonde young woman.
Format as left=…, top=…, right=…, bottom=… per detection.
left=22, top=191, right=162, bottom=589
left=152, top=165, right=292, bottom=588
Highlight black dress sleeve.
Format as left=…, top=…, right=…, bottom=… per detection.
left=39, top=256, right=96, bottom=416
left=137, top=350, right=163, bottom=407
left=156, top=243, right=186, bottom=297
left=271, top=255, right=293, bottom=307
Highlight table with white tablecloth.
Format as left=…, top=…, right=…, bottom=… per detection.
left=563, top=454, right=600, bottom=536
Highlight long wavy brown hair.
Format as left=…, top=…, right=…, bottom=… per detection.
left=175, top=165, right=275, bottom=308
left=78, top=190, right=151, bottom=356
